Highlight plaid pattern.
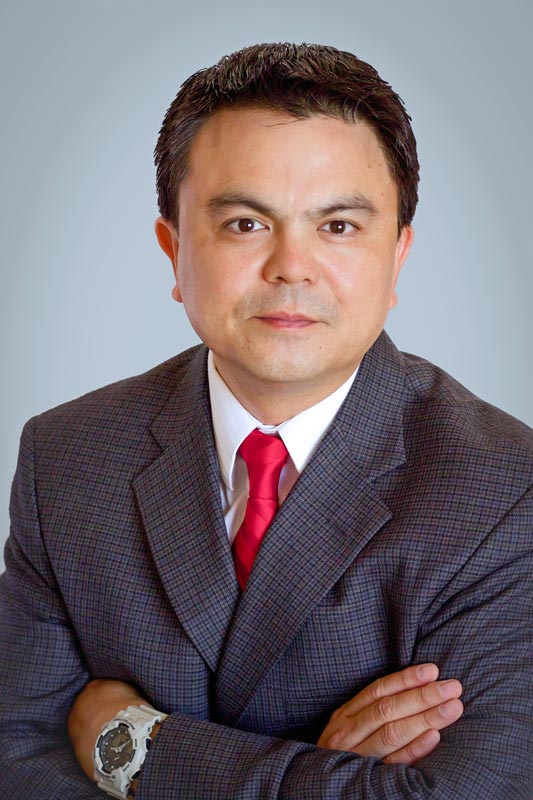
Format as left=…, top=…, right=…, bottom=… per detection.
left=1, top=331, right=532, bottom=799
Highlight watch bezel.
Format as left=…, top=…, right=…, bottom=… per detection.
left=95, top=720, right=136, bottom=775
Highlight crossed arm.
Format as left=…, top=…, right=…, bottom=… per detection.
left=68, top=664, right=463, bottom=791
left=4, top=517, right=530, bottom=800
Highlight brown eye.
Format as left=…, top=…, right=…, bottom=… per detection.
left=330, top=220, right=347, bottom=234
left=227, top=218, right=266, bottom=234
left=319, top=219, right=357, bottom=235
left=237, top=218, right=256, bottom=232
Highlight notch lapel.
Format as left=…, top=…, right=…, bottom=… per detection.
left=215, top=332, right=408, bottom=725
left=133, top=347, right=239, bottom=673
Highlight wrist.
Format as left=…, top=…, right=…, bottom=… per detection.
left=93, top=704, right=167, bottom=800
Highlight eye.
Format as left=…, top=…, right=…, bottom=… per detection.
left=226, top=218, right=267, bottom=234
left=320, top=220, right=358, bottom=235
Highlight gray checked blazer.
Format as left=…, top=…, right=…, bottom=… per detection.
left=1, top=331, right=532, bottom=799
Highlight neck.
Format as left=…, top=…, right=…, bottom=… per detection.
left=213, top=360, right=358, bottom=425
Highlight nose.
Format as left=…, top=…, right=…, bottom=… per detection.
left=262, top=229, right=321, bottom=285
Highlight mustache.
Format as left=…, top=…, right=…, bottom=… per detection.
left=235, top=289, right=337, bottom=322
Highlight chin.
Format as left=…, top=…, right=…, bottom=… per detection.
left=246, top=359, right=323, bottom=386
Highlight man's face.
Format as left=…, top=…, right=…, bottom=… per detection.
left=157, top=107, right=413, bottom=418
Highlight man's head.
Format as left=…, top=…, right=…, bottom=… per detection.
left=155, top=42, right=419, bottom=233
left=154, top=44, right=417, bottom=423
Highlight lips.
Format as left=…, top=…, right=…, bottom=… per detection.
left=255, top=312, right=317, bottom=329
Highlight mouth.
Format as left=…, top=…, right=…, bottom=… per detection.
left=254, top=312, right=318, bottom=329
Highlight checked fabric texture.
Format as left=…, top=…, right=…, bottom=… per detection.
left=232, top=430, right=289, bottom=590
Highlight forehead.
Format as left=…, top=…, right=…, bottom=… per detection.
left=182, top=107, right=398, bottom=213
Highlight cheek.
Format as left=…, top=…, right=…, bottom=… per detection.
left=331, top=257, right=397, bottom=319
left=175, top=242, right=212, bottom=301
left=328, top=260, right=376, bottom=301
left=177, top=255, right=237, bottom=330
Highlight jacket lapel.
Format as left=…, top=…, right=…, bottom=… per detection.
left=215, top=332, right=407, bottom=725
left=133, top=347, right=240, bottom=673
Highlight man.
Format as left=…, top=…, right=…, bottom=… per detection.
left=0, top=43, right=531, bottom=799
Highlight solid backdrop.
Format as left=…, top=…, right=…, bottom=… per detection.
left=1, top=0, right=532, bottom=568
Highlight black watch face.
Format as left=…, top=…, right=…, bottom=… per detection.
left=98, top=723, right=134, bottom=774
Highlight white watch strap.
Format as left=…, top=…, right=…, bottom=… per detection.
left=94, top=703, right=168, bottom=799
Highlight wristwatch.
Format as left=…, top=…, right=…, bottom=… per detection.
left=93, top=704, right=167, bottom=799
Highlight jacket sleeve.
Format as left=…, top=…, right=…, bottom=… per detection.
left=0, top=419, right=102, bottom=799
left=136, top=488, right=533, bottom=800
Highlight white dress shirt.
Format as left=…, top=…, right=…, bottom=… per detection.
left=207, top=351, right=358, bottom=544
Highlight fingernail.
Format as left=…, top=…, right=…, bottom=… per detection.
left=439, top=699, right=462, bottom=718
left=437, top=680, right=459, bottom=699
left=416, top=663, right=438, bottom=680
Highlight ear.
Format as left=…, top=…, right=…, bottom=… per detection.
left=154, top=216, right=182, bottom=303
left=389, top=225, right=414, bottom=309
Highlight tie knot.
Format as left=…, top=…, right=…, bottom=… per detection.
left=239, top=429, right=289, bottom=500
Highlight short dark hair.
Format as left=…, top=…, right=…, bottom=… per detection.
left=155, top=42, right=419, bottom=230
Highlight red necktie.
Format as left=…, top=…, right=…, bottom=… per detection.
left=232, top=429, right=289, bottom=590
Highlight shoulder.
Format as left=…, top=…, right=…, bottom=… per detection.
left=24, top=344, right=206, bottom=454
left=398, top=349, right=533, bottom=507
left=401, top=349, right=532, bottom=447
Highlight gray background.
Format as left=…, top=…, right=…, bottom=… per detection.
left=1, top=0, right=531, bottom=568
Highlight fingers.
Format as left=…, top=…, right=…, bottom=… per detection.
left=334, top=678, right=462, bottom=750
left=354, top=697, right=463, bottom=760
left=337, top=663, right=440, bottom=719
left=317, top=665, right=464, bottom=758
left=383, top=729, right=441, bottom=766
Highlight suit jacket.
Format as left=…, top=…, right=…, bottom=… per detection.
left=1, top=331, right=532, bottom=799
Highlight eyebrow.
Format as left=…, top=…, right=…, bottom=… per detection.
left=206, top=191, right=378, bottom=220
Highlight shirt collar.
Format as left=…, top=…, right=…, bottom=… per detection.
left=207, top=351, right=358, bottom=491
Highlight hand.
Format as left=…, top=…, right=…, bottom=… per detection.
left=317, top=663, right=463, bottom=765
left=68, top=679, right=150, bottom=781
